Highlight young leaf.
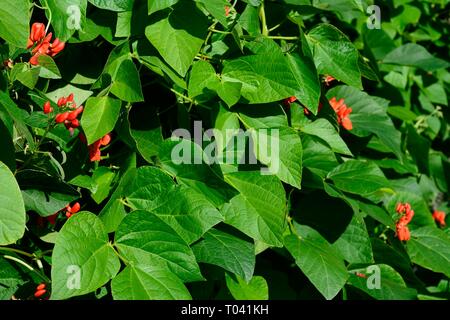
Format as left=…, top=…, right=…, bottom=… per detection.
left=192, top=228, right=255, bottom=282
left=51, top=212, right=120, bottom=299
left=0, top=162, right=26, bottom=245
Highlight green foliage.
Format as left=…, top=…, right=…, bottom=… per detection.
left=0, top=0, right=449, bottom=301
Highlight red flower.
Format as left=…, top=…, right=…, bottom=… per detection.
left=329, top=97, right=353, bottom=130
left=43, top=101, right=53, bottom=114
left=34, top=283, right=47, bottom=298
left=432, top=210, right=446, bottom=227
left=55, top=112, right=69, bottom=123
left=65, top=202, right=80, bottom=218
left=396, top=224, right=411, bottom=241
left=29, top=23, right=46, bottom=45
left=283, top=96, right=297, bottom=107
left=28, top=22, right=65, bottom=65
left=87, top=134, right=112, bottom=162
left=395, top=202, right=414, bottom=241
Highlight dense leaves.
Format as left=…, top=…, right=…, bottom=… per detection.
left=0, top=0, right=449, bottom=301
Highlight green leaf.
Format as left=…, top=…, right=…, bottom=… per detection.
left=115, top=210, right=203, bottom=282
left=134, top=186, right=224, bottom=244
left=225, top=274, right=269, bottom=300
left=91, top=167, right=116, bottom=204
left=250, top=127, right=303, bottom=189
left=188, top=60, right=220, bottom=102
left=37, top=55, right=62, bottom=79
left=387, top=107, right=417, bottom=122
left=223, top=171, right=287, bottom=246
left=0, top=0, right=30, bottom=48
left=81, top=96, right=122, bottom=145
left=22, top=189, right=77, bottom=217
left=348, top=264, right=417, bottom=300
left=286, top=52, right=321, bottom=114
left=301, top=118, right=352, bottom=156
left=10, top=63, right=40, bottom=89
left=111, top=259, right=191, bottom=300
left=333, top=215, right=374, bottom=264
left=110, top=59, right=144, bottom=102
left=148, top=0, right=179, bottom=15
left=408, top=227, right=450, bottom=278
left=0, top=91, right=35, bottom=149
left=158, top=138, right=238, bottom=207
left=128, top=104, right=163, bottom=162
left=306, top=24, right=362, bottom=89
left=0, top=162, right=26, bottom=245
left=51, top=212, right=120, bottom=299
left=0, top=257, right=24, bottom=300
left=284, top=224, right=348, bottom=300
left=383, top=43, right=450, bottom=72
left=358, top=201, right=395, bottom=228
left=121, top=167, right=223, bottom=244
left=197, top=0, right=229, bottom=28
left=192, top=228, right=255, bottom=281
left=145, top=1, right=208, bottom=76
left=327, top=86, right=402, bottom=159
left=222, top=51, right=300, bottom=104
left=406, top=124, right=430, bottom=175
left=328, top=160, right=389, bottom=196
left=88, top=0, right=134, bottom=11
left=44, top=0, right=87, bottom=42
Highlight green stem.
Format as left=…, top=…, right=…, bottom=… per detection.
left=209, top=28, right=231, bottom=35
left=109, top=243, right=129, bottom=265
left=0, top=247, right=34, bottom=258
left=3, top=255, right=50, bottom=283
left=268, top=35, right=299, bottom=40
left=259, top=2, right=269, bottom=36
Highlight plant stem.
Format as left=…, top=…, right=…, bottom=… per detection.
left=109, top=243, right=129, bottom=265
left=259, top=2, right=269, bottom=36
left=268, top=35, right=299, bottom=40
left=0, top=247, right=34, bottom=258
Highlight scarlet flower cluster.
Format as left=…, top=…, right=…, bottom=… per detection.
left=27, top=22, right=65, bottom=65
left=64, top=202, right=80, bottom=218
left=34, top=283, right=47, bottom=298
left=43, top=93, right=84, bottom=135
left=328, top=97, right=353, bottom=131
left=79, top=133, right=112, bottom=162
left=395, top=203, right=414, bottom=241
left=283, top=96, right=353, bottom=131
left=432, top=210, right=446, bottom=227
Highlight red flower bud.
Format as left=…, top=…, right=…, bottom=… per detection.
left=43, top=101, right=53, bottom=114
left=396, top=224, right=410, bottom=241
left=57, top=97, right=67, bottom=107
left=36, top=283, right=46, bottom=291
left=50, top=38, right=65, bottom=56
left=432, top=210, right=446, bottom=227
left=30, top=23, right=46, bottom=43
left=72, top=119, right=80, bottom=128
left=71, top=202, right=81, bottom=213
left=101, top=133, right=111, bottom=146
left=55, top=112, right=69, bottom=123
left=34, top=289, right=47, bottom=298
